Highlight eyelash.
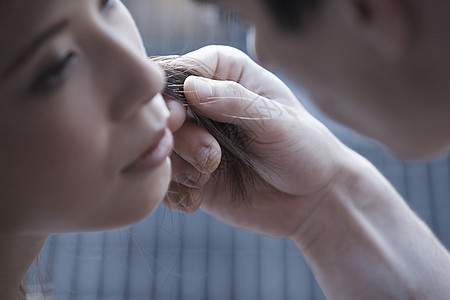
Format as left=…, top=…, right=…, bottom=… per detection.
left=29, top=52, right=76, bottom=93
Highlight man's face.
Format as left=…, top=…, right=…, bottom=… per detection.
left=197, top=0, right=450, bottom=159
left=194, top=0, right=392, bottom=145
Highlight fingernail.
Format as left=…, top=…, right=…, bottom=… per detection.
left=196, top=143, right=221, bottom=173
left=192, top=77, right=214, bottom=103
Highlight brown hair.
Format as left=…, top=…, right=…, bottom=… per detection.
left=155, top=56, right=260, bottom=205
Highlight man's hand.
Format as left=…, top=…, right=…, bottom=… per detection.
left=164, top=45, right=349, bottom=239
left=163, top=46, right=450, bottom=299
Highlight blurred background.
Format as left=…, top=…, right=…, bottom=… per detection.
left=25, top=0, right=450, bottom=299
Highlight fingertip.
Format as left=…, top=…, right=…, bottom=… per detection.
left=166, top=98, right=187, bottom=132
left=172, top=120, right=222, bottom=174
left=184, top=76, right=250, bottom=125
left=184, top=76, right=214, bottom=105
left=183, top=75, right=196, bottom=90
left=197, top=140, right=222, bottom=174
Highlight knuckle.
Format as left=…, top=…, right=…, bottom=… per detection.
left=165, top=183, right=202, bottom=214
left=172, top=169, right=210, bottom=188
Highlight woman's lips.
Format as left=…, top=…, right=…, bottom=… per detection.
left=124, top=128, right=173, bottom=173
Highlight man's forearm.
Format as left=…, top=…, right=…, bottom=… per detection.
left=293, top=153, right=450, bottom=299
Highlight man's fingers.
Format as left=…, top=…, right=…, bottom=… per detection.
left=170, top=151, right=212, bottom=188
left=167, top=150, right=212, bottom=214
left=165, top=98, right=186, bottom=133
left=176, top=45, right=303, bottom=107
left=173, top=119, right=221, bottom=174
left=164, top=178, right=204, bottom=214
left=183, top=45, right=252, bottom=82
left=184, top=76, right=285, bottom=135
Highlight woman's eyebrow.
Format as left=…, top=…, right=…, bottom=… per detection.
left=1, top=19, right=70, bottom=80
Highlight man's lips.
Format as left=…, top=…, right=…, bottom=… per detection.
left=124, top=128, right=173, bottom=173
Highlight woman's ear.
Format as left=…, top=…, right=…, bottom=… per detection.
left=348, top=0, right=415, bottom=59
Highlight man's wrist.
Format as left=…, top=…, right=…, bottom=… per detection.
left=290, top=150, right=393, bottom=253
left=289, top=150, right=450, bottom=298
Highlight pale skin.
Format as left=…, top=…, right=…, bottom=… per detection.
left=0, top=0, right=173, bottom=298
left=2, top=0, right=450, bottom=299
left=165, top=0, right=450, bottom=298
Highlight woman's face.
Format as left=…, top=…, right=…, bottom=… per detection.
left=0, top=0, right=173, bottom=234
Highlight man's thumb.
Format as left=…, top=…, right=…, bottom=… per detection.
left=184, top=76, right=283, bottom=134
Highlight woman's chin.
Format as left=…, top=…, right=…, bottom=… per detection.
left=99, top=157, right=173, bottom=231
left=131, top=157, right=172, bottom=223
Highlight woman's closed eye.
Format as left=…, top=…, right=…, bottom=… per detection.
left=26, top=1, right=119, bottom=94
left=28, top=52, right=76, bottom=93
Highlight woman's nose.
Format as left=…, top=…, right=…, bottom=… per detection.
left=93, top=27, right=165, bottom=121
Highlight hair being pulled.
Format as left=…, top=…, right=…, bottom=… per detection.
left=155, top=56, right=261, bottom=206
